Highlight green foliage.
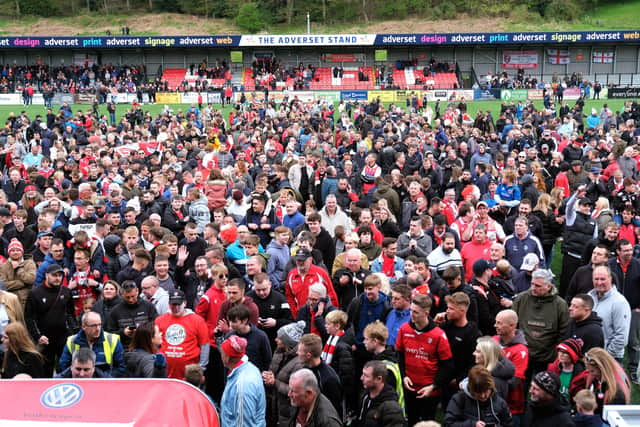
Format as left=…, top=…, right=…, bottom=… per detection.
left=545, top=0, right=581, bottom=21
left=18, top=0, right=58, bottom=16
left=377, top=1, right=407, bottom=19
left=235, top=2, right=270, bottom=33
left=431, top=1, right=455, bottom=19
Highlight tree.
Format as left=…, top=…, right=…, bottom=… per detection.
left=235, top=2, right=269, bottom=33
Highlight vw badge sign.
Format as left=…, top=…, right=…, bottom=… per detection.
left=41, top=383, right=84, bottom=409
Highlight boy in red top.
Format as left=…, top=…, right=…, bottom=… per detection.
left=156, top=290, right=210, bottom=379
left=493, top=309, right=529, bottom=425
left=395, top=293, right=454, bottom=426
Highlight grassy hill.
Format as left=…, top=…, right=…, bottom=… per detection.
left=0, top=1, right=637, bottom=35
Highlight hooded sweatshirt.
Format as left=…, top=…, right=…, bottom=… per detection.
left=444, top=380, right=513, bottom=427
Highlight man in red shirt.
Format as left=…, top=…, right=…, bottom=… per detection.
left=156, top=289, right=209, bottom=379
left=493, top=309, right=528, bottom=425
left=460, top=224, right=492, bottom=282
left=395, top=293, right=454, bottom=426
left=286, top=248, right=339, bottom=318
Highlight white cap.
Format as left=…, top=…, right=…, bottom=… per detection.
left=520, top=253, right=540, bottom=272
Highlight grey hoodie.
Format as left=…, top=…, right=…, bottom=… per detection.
left=188, top=195, right=211, bottom=234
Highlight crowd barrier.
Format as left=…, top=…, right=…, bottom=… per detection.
left=0, top=86, right=630, bottom=105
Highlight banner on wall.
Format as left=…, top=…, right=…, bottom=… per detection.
left=447, top=90, right=474, bottom=101
left=315, top=91, right=341, bottom=102
left=500, top=89, right=528, bottom=101
left=52, top=93, right=75, bottom=105
left=425, top=90, right=450, bottom=101
left=563, top=88, right=582, bottom=100
left=368, top=91, right=396, bottom=102
left=181, top=92, right=201, bottom=104
left=473, top=89, right=501, bottom=100
left=527, top=89, right=545, bottom=100
left=502, top=50, right=538, bottom=69
left=156, top=92, right=182, bottom=104
left=608, top=87, right=640, bottom=99
left=548, top=49, right=570, bottom=65
left=74, top=93, right=97, bottom=104
left=0, top=94, right=21, bottom=104
left=340, top=91, right=368, bottom=101
left=592, top=51, right=614, bottom=63
left=207, top=92, right=222, bottom=104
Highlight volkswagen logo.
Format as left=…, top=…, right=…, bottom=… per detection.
left=41, top=383, right=84, bottom=409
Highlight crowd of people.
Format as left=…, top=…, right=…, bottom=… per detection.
left=0, top=85, right=638, bottom=427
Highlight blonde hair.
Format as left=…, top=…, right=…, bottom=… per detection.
left=585, top=347, right=630, bottom=405
left=325, top=310, right=348, bottom=329
left=475, top=336, right=504, bottom=372
left=550, top=187, right=564, bottom=208
left=534, top=193, right=551, bottom=215
left=574, top=389, right=597, bottom=412
left=596, top=196, right=610, bottom=211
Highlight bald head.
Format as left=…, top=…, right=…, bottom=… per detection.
left=495, top=309, right=518, bottom=338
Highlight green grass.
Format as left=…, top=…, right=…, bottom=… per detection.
left=507, top=0, right=640, bottom=31
left=2, top=98, right=630, bottom=125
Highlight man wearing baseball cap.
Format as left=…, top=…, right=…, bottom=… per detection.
left=220, top=335, right=266, bottom=427
left=155, top=289, right=209, bottom=380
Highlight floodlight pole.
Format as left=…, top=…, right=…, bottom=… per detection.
left=307, top=12, right=310, bottom=34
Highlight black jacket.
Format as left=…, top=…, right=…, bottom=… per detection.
left=532, top=208, right=562, bottom=248
left=226, top=325, right=272, bottom=372
left=1, top=350, right=44, bottom=378
left=246, top=288, right=293, bottom=347
left=297, top=302, right=337, bottom=343
left=92, top=295, right=123, bottom=324
left=355, top=385, right=406, bottom=427
left=25, top=283, right=77, bottom=345
left=309, top=361, right=343, bottom=417
left=522, top=395, right=575, bottom=427
left=609, top=257, right=640, bottom=309
left=569, top=312, right=605, bottom=353
left=442, top=321, right=482, bottom=383
left=175, top=266, right=213, bottom=310
left=106, top=299, right=158, bottom=347
left=445, top=387, right=513, bottom=427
